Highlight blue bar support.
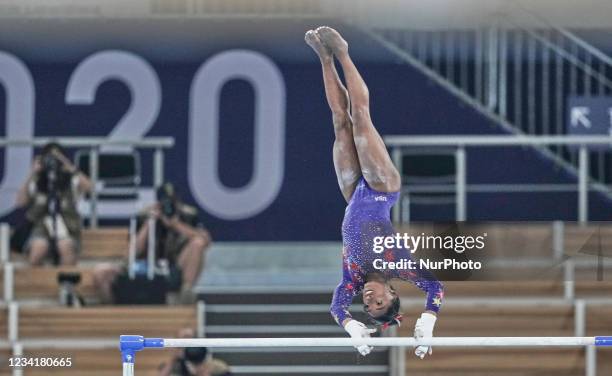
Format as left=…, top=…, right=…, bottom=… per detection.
left=120, top=335, right=164, bottom=376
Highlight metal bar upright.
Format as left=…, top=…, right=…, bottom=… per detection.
left=4, top=263, right=13, bottom=301
left=527, top=36, right=537, bottom=134
left=514, top=30, right=523, bottom=129
left=487, top=26, right=499, bottom=112
left=8, top=301, right=18, bottom=342
left=88, top=147, right=99, bottom=228
left=0, top=223, right=9, bottom=263
left=564, top=259, right=575, bottom=300
left=147, top=217, right=156, bottom=280
left=586, top=344, right=597, bottom=376
left=455, top=147, right=467, bottom=221
left=578, top=146, right=589, bottom=223
left=552, top=221, right=564, bottom=260
left=12, top=343, right=23, bottom=376
left=392, top=147, right=403, bottom=223
left=153, top=147, right=164, bottom=188
left=197, top=300, right=206, bottom=338
left=128, top=217, right=137, bottom=280
left=498, top=26, right=508, bottom=119
left=574, top=299, right=586, bottom=337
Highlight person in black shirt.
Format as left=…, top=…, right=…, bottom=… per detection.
left=158, top=328, right=232, bottom=376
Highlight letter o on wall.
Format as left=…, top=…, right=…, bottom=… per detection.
left=189, top=50, right=286, bottom=220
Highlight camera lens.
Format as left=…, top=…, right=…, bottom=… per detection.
left=161, top=198, right=175, bottom=217
left=43, top=154, right=59, bottom=172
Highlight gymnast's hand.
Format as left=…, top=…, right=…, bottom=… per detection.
left=414, top=312, right=437, bottom=359
left=344, top=319, right=377, bottom=356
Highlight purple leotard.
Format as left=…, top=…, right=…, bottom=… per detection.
left=330, top=177, right=444, bottom=326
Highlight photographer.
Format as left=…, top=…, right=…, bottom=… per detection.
left=158, top=328, right=232, bottom=376
left=93, top=182, right=211, bottom=303
left=15, top=142, right=92, bottom=265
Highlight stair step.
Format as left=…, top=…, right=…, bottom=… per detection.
left=198, top=293, right=333, bottom=305
left=214, top=350, right=388, bottom=366
left=16, top=306, right=196, bottom=339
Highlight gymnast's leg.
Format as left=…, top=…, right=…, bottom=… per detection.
left=305, top=29, right=361, bottom=202
left=317, top=27, right=401, bottom=193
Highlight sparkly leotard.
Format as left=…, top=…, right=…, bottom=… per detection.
left=330, top=177, right=444, bottom=326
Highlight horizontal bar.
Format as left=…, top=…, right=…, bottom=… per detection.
left=198, top=347, right=388, bottom=354
left=0, top=14, right=325, bottom=21
left=0, top=137, right=174, bottom=148
left=404, top=183, right=584, bottom=193
left=384, top=135, right=612, bottom=147
left=596, top=336, right=612, bottom=346
left=136, top=337, right=604, bottom=348
left=229, top=365, right=389, bottom=373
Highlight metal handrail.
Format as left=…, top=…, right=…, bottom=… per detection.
left=507, top=1, right=612, bottom=68
left=372, top=19, right=612, bottom=196
left=385, top=135, right=609, bottom=223
left=0, top=137, right=175, bottom=228
left=554, top=28, right=612, bottom=67
left=507, top=21, right=612, bottom=90
left=385, top=135, right=612, bottom=147
left=0, top=137, right=174, bottom=147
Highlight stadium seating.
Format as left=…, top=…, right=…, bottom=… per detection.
left=17, top=306, right=196, bottom=339
left=80, top=227, right=129, bottom=260
left=0, top=227, right=194, bottom=375
left=0, top=267, right=98, bottom=300
left=1, top=223, right=611, bottom=375
left=395, top=281, right=612, bottom=298
left=0, top=308, right=7, bottom=339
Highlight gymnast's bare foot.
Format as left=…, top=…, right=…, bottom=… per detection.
left=305, top=29, right=332, bottom=61
left=316, top=26, right=349, bottom=57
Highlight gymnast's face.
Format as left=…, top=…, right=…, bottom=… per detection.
left=363, top=280, right=395, bottom=318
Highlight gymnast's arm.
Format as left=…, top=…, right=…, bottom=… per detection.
left=331, top=271, right=377, bottom=356
left=331, top=283, right=355, bottom=328
left=394, top=247, right=444, bottom=314
left=330, top=263, right=356, bottom=327
left=392, top=247, right=442, bottom=358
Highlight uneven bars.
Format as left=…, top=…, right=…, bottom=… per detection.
left=119, top=335, right=612, bottom=376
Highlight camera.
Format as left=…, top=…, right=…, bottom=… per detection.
left=184, top=347, right=209, bottom=364
left=157, top=183, right=177, bottom=217
left=176, top=347, right=211, bottom=375
left=160, top=196, right=176, bottom=217
left=57, top=272, right=85, bottom=308
left=41, top=153, right=61, bottom=175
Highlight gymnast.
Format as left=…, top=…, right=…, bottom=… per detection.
left=305, top=26, right=444, bottom=359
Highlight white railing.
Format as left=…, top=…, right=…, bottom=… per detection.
left=195, top=298, right=611, bottom=376
left=4, top=301, right=202, bottom=376
left=0, top=137, right=174, bottom=228
left=0, top=0, right=324, bottom=18
left=1, top=279, right=609, bottom=375
left=0, top=223, right=9, bottom=264
left=372, top=20, right=612, bottom=190
left=385, top=135, right=612, bottom=222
